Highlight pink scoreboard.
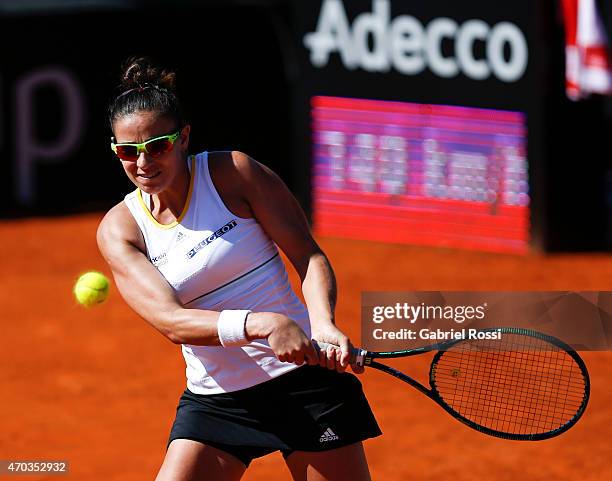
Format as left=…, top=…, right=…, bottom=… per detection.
left=311, top=96, right=530, bottom=254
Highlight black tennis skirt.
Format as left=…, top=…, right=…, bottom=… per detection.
left=168, top=365, right=381, bottom=466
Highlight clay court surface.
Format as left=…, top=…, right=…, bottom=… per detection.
left=1, top=213, right=610, bottom=481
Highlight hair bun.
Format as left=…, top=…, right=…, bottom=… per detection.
left=120, top=56, right=176, bottom=92
left=109, top=56, right=186, bottom=130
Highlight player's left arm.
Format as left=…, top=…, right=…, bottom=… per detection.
left=230, top=151, right=355, bottom=372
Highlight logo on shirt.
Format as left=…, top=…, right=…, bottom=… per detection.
left=319, top=428, right=339, bottom=443
left=176, top=231, right=187, bottom=243
left=151, top=252, right=168, bottom=267
left=186, top=220, right=237, bottom=259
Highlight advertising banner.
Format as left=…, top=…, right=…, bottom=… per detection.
left=290, top=0, right=549, bottom=253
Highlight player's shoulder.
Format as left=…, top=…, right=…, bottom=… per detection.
left=97, top=201, right=141, bottom=249
left=207, top=150, right=260, bottom=186
left=208, top=150, right=254, bottom=171
left=213, top=150, right=280, bottom=181
left=206, top=151, right=285, bottom=205
left=98, top=200, right=131, bottom=228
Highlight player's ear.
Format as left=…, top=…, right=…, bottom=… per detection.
left=179, top=124, right=190, bottom=153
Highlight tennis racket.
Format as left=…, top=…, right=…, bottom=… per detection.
left=314, top=327, right=590, bottom=440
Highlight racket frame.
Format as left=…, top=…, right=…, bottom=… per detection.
left=321, top=327, right=591, bottom=441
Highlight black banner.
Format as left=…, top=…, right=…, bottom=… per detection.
left=0, top=2, right=293, bottom=217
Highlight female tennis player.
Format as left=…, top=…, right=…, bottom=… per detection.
left=96, top=57, right=381, bottom=481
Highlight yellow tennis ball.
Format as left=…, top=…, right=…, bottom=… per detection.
left=73, top=271, right=110, bottom=307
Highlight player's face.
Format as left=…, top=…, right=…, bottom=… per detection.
left=112, top=111, right=190, bottom=195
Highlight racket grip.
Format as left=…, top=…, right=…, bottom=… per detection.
left=312, top=340, right=367, bottom=367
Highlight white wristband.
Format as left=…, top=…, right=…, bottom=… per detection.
left=217, top=310, right=252, bottom=347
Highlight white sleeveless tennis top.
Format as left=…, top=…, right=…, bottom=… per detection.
left=124, top=152, right=311, bottom=394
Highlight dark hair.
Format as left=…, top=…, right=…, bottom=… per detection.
left=108, top=56, right=185, bottom=132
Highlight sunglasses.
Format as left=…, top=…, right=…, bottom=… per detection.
left=110, top=130, right=181, bottom=161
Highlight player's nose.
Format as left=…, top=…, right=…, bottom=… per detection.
left=136, top=151, right=153, bottom=168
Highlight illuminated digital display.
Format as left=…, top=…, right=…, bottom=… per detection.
left=311, top=96, right=530, bottom=254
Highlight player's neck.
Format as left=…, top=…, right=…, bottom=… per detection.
left=150, top=158, right=191, bottom=222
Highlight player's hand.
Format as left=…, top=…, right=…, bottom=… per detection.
left=311, top=324, right=363, bottom=374
left=254, top=313, right=318, bottom=366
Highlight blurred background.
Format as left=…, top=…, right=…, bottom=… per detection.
left=0, top=0, right=610, bottom=253
left=1, top=1, right=611, bottom=481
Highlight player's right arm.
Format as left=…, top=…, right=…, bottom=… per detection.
left=96, top=202, right=222, bottom=344
left=96, top=202, right=314, bottom=363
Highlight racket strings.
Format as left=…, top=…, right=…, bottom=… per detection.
left=455, top=349, right=578, bottom=432
left=431, top=333, right=587, bottom=435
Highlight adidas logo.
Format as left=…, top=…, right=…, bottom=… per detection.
left=176, top=231, right=186, bottom=242
left=319, top=428, right=339, bottom=443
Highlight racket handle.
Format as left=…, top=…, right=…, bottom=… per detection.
left=311, top=340, right=368, bottom=367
